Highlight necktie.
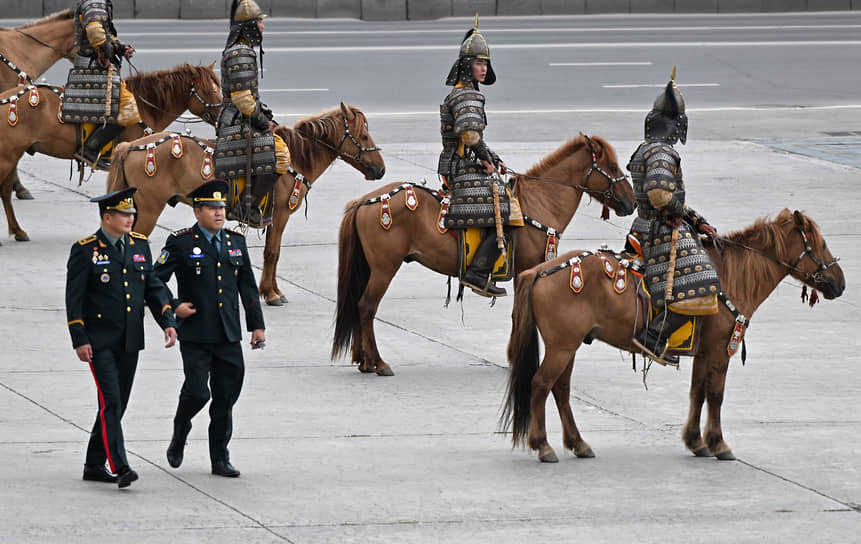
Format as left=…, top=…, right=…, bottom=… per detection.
left=115, top=239, right=124, bottom=258
left=211, top=234, right=220, bottom=254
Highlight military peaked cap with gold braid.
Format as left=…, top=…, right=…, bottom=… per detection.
left=91, top=187, right=137, bottom=215
left=188, top=179, right=228, bottom=207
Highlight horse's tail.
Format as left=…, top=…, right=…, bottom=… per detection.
left=106, top=141, right=132, bottom=193
left=331, top=199, right=369, bottom=360
left=499, top=268, right=542, bottom=448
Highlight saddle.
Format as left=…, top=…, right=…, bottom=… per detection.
left=457, top=228, right=515, bottom=283
left=76, top=123, right=118, bottom=169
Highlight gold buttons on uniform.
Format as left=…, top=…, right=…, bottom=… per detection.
left=219, top=302, right=223, bottom=307
left=124, top=281, right=128, bottom=286
left=219, top=289, right=222, bottom=294
left=218, top=275, right=222, bottom=280
left=217, top=262, right=221, bottom=268
left=97, top=314, right=102, bottom=318
left=123, top=268, right=127, bottom=274
left=126, top=306, right=131, bottom=312
left=126, top=294, right=131, bottom=299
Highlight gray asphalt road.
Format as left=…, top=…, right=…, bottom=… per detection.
left=1, top=12, right=859, bottom=543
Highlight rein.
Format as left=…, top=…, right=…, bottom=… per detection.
left=0, top=52, right=31, bottom=84
left=14, top=29, right=76, bottom=60
left=308, top=117, right=381, bottom=169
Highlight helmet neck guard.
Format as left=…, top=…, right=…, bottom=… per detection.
left=645, top=68, right=687, bottom=144
left=445, top=16, right=496, bottom=87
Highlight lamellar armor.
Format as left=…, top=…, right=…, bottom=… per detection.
left=214, top=0, right=275, bottom=181
left=628, top=142, right=719, bottom=307
left=62, top=0, right=122, bottom=123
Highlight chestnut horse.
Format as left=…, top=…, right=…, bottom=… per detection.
left=501, top=209, right=845, bottom=462
left=0, top=9, right=76, bottom=89
left=332, top=135, right=637, bottom=377
left=106, top=103, right=386, bottom=304
left=0, top=63, right=221, bottom=241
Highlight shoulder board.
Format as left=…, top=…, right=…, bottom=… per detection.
left=77, top=234, right=97, bottom=246
left=129, top=231, right=147, bottom=240
left=225, top=228, right=245, bottom=237
left=171, top=227, right=192, bottom=237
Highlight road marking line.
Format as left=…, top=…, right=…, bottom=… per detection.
left=262, top=88, right=329, bottom=92
left=603, top=83, right=720, bottom=88
left=551, top=62, right=652, bottom=66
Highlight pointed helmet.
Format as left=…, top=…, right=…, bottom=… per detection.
left=644, top=66, right=688, bottom=144
left=228, top=0, right=266, bottom=48
left=445, top=15, right=496, bottom=87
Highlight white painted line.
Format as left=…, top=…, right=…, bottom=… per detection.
left=272, top=104, right=861, bottom=118
left=603, top=83, right=720, bottom=88
left=135, top=41, right=861, bottom=54
left=550, top=62, right=652, bottom=66
left=262, top=88, right=329, bottom=92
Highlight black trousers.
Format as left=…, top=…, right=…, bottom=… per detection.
left=85, top=348, right=139, bottom=472
left=175, top=341, right=244, bottom=462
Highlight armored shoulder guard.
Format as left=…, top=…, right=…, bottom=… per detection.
left=221, top=44, right=259, bottom=94
left=447, top=87, right=486, bottom=136
left=642, top=142, right=680, bottom=191
left=77, top=234, right=97, bottom=246
left=79, top=0, right=110, bottom=26
left=129, top=231, right=147, bottom=240
left=171, top=227, right=192, bottom=237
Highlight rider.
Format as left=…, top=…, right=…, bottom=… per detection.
left=438, top=17, right=509, bottom=297
left=627, top=68, right=720, bottom=365
left=213, top=0, right=290, bottom=228
left=63, top=0, right=141, bottom=168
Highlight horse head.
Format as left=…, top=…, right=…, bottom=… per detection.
left=786, top=210, right=845, bottom=299
left=185, top=62, right=221, bottom=126
left=582, top=134, right=636, bottom=217
left=333, top=103, right=386, bottom=180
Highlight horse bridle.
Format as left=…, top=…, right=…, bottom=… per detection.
left=310, top=117, right=381, bottom=171
left=583, top=139, right=629, bottom=208
left=15, top=29, right=77, bottom=61
left=188, top=81, right=220, bottom=126
left=790, top=224, right=840, bottom=284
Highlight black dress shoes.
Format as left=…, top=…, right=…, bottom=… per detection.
left=166, top=422, right=191, bottom=468
left=211, top=460, right=240, bottom=477
left=82, top=465, right=117, bottom=483
left=117, top=467, right=139, bottom=489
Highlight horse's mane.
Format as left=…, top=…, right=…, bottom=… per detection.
left=125, top=64, right=218, bottom=120
left=712, top=208, right=824, bottom=305
left=276, top=106, right=346, bottom=175
left=16, top=9, right=74, bottom=29
left=525, top=134, right=587, bottom=178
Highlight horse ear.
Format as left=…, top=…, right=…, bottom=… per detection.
left=793, top=210, right=804, bottom=226
left=340, top=102, right=355, bottom=122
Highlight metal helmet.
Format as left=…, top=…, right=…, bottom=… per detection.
left=644, top=67, right=688, bottom=144
left=445, top=15, right=496, bottom=87
left=228, top=0, right=266, bottom=48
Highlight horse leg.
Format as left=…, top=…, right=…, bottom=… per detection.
left=704, top=356, right=735, bottom=460
left=0, top=167, right=28, bottom=242
left=551, top=355, right=594, bottom=458
left=357, top=265, right=400, bottom=376
left=260, top=204, right=291, bottom=306
left=529, top=349, right=571, bottom=462
left=682, top=355, right=711, bottom=457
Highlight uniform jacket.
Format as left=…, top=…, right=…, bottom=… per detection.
left=65, top=230, right=176, bottom=351
left=154, top=224, right=264, bottom=344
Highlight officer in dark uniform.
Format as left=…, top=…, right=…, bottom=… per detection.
left=65, top=187, right=177, bottom=489
left=154, top=179, right=265, bottom=477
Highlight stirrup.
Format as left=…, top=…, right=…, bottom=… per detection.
left=631, top=338, right=679, bottom=368
left=461, top=275, right=506, bottom=298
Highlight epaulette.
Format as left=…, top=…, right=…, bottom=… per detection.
left=225, top=228, right=245, bottom=237
left=171, top=227, right=192, bottom=237
left=129, top=231, right=147, bottom=240
left=77, top=234, right=97, bottom=246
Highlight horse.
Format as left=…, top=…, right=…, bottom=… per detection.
left=0, top=63, right=221, bottom=242
left=1, top=9, right=77, bottom=200
left=501, top=209, right=845, bottom=463
left=332, top=134, right=637, bottom=377
left=106, top=102, right=386, bottom=304
left=0, top=9, right=76, bottom=89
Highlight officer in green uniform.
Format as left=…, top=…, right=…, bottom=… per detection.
left=154, top=179, right=265, bottom=478
left=65, top=187, right=177, bottom=489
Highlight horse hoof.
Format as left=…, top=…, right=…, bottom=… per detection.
left=575, top=447, right=595, bottom=459
left=16, top=189, right=34, bottom=200
left=692, top=447, right=712, bottom=457
left=715, top=450, right=736, bottom=461
left=375, top=366, right=394, bottom=377
left=279, top=295, right=288, bottom=303
left=539, top=451, right=558, bottom=463
left=15, top=233, right=30, bottom=242
left=357, top=364, right=375, bottom=373
left=265, top=297, right=283, bottom=307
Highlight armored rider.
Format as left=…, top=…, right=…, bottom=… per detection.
left=627, top=69, right=720, bottom=366
left=439, top=18, right=509, bottom=297
left=65, top=187, right=177, bottom=489
left=214, top=0, right=291, bottom=228
left=63, top=0, right=142, bottom=168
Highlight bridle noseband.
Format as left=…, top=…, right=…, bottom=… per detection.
left=310, top=117, right=381, bottom=172
left=790, top=224, right=840, bottom=284
left=188, top=81, right=220, bottom=126
left=584, top=140, right=629, bottom=207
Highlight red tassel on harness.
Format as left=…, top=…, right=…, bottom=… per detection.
left=601, top=204, right=610, bottom=221
left=809, top=289, right=819, bottom=307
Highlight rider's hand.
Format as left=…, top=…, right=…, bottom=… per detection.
left=665, top=217, right=682, bottom=228
left=123, top=45, right=135, bottom=59
left=699, top=223, right=717, bottom=238
left=481, top=160, right=495, bottom=175
left=496, top=161, right=508, bottom=175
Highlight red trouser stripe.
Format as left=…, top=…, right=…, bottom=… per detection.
left=88, top=361, right=116, bottom=473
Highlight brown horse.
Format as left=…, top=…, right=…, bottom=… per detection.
left=0, top=9, right=76, bottom=89
left=332, top=135, right=637, bottom=377
left=501, top=209, right=845, bottom=462
left=1, top=9, right=77, bottom=201
left=106, top=103, right=386, bottom=304
left=0, top=63, right=221, bottom=241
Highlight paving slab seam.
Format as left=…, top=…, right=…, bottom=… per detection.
left=736, top=459, right=861, bottom=513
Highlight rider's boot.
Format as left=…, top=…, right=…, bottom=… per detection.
left=633, top=307, right=687, bottom=366
left=461, top=233, right=506, bottom=297
left=76, top=123, right=124, bottom=169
